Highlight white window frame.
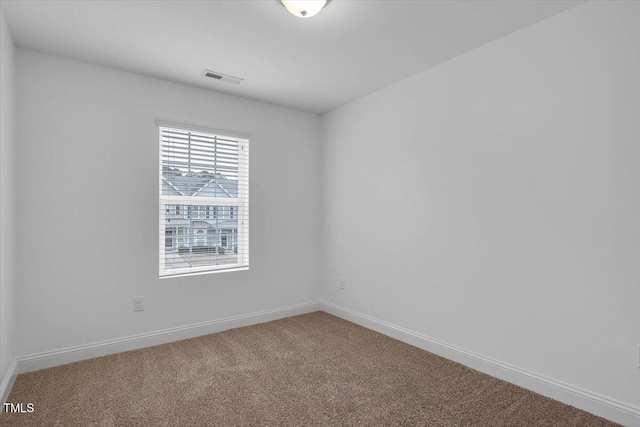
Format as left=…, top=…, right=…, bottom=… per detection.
left=158, top=119, right=250, bottom=278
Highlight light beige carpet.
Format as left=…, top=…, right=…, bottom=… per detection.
left=2, top=312, right=619, bottom=426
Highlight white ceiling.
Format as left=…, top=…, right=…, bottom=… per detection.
left=1, top=0, right=583, bottom=114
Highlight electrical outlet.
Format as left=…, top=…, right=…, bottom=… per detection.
left=133, top=296, right=145, bottom=312
left=339, top=278, right=345, bottom=290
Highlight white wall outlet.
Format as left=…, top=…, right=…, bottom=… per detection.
left=133, top=296, right=145, bottom=312
left=339, top=278, right=345, bottom=290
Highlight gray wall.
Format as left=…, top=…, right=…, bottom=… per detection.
left=16, top=49, right=321, bottom=356
left=0, top=9, right=18, bottom=394
left=320, top=1, right=640, bottom=408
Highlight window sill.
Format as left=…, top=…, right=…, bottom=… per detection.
left=159, top=265, right=249, bottom=280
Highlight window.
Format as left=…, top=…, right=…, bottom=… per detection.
left=165, top=230, right=173, bottom=249
left=159, top=120, right=249, bottom=277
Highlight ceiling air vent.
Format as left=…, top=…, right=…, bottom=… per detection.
left=201, top=70, right=243, bottom=85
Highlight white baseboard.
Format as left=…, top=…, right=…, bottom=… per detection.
left=11, top=300, right=639, bottom=426
left=18, top=301, right=322, bottom=374
left=321, top=301, right=640, bottom=427
left=1, top=358, right=18, bottom=407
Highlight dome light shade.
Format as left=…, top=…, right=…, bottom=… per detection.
left=281, top=0, right=327, bottom=18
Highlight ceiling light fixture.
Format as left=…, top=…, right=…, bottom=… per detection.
left=280, top=0, right=328, bottom=19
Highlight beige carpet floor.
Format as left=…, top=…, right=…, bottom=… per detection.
left=2, top=312, right=619, bottom=426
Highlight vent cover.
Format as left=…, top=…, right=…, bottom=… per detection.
left=201, top=70, right=243, bottom=85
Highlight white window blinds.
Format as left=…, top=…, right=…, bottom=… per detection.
left=158, top=121, right=249, bottom=277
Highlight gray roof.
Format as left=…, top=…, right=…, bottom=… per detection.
left=162, top=170, right=238, bottom=198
